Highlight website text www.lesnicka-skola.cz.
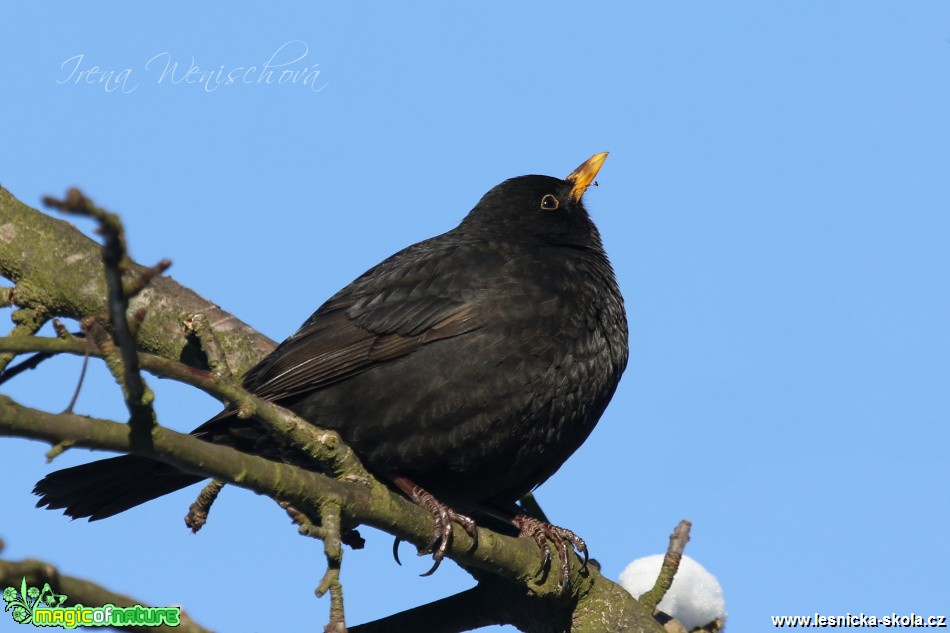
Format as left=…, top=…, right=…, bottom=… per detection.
left=772, top=613, right=947, bottom=628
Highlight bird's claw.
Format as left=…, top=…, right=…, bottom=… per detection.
left=414, top=489, right=477, bottom=576
left=392, top=478, right=478, bottom=577
left=392, top=536, right=403, bottom=566
left=514, top=514, right=588, bottom=595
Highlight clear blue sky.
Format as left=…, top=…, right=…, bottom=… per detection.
left=2, top=3, right=948, bottom=631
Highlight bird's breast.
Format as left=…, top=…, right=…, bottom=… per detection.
left=291, top=244, right=628, bottom=505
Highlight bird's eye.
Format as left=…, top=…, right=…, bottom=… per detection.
left=540, top=194, right=559, bottom=211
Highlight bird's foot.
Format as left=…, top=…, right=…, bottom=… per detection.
left=514, top=514, right=588, bottom=594
left=392, top=476, right=478, bottom=576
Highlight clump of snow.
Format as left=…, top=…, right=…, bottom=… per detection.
left=619, top=554, right=725, bottom=631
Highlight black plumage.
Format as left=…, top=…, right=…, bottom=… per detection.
left=35, top=154, right=628, bottom=555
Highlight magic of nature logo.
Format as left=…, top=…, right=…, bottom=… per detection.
left=2, top=577, right=181, bottom=628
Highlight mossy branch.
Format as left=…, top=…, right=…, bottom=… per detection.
left=0, top=393, right=669, bottom=632
left=0, top=555, right=213, bottom=633
left=0, top=185, right=273, bottom=378
left=639, top=520, right=692, bottom=614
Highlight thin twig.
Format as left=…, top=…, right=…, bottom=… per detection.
left=78, top=316, right=157, bottom=441
left=281, top=502, right=325, bottom=540
left=0, top=334, right=370, bottom=484
left=279, top=498, right=351, bottom=631
left=123, top=259, right=172, bottom=300
left=183, top=312, right=233, bottom=380
left=0, top=351, right=54, bottom=386
left=316, top=500, right=347, bottom=633
left=52, top=319, right=74, bottom=340
left=184, top=480, right=224, bottom=533
left=0, top=308, right=49, bottom=376
left=42, top=189, right=157, bottom=440
left=62, top=354, right=89, bottom=414
left=55, top=321, right=91, bottom=414
left=639, top=520, right=692, bottom=613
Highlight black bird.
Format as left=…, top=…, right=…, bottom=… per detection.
left=35, top=153, right=628, bottom=589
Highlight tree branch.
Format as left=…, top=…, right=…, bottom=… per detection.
left=0, top=390, right=661, bottom=632
left=639, top=520, right=692, bottom=614
left=0, top=185, right=273, bottom=378
left=0, top=334, right=369, bottom=481
left=0, top=554, right=213, bottom=633
left=42, top=188, right=159, bottom=438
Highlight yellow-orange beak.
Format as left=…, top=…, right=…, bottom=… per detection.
left=566, top=152, right=608, bottom=202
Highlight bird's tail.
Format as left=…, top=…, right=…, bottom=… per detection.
left=33, top=455, right=203, bottom=520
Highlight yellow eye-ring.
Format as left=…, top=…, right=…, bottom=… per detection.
left=540, top=194, right=559, bottom=211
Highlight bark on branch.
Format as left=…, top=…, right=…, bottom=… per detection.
left=0, top=185, right=274, bottom=378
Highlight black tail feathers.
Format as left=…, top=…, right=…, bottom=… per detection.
left=33, top=455, right=203, bottom=521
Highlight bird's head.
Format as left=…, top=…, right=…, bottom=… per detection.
left=461, top=153, right=609, bottom=249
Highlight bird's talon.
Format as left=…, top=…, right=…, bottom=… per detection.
left=392, top=476, right=477, bottom=577
left=419, top=554, right=444, bottom=577
left=533, top=544, right=551, bottom=578
left=469, top=527, right=479, bottom=552
left=392, top=537, right=403, bottom=566
left=557, top=537, right=571, bottom=591
left=514, top=514, right=588, bottom=595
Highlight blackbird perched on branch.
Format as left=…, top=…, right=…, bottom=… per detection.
left=35, top=153, right=629, bottom=590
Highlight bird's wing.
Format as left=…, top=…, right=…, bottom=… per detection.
left=240, top=237, right=484, bottom=402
